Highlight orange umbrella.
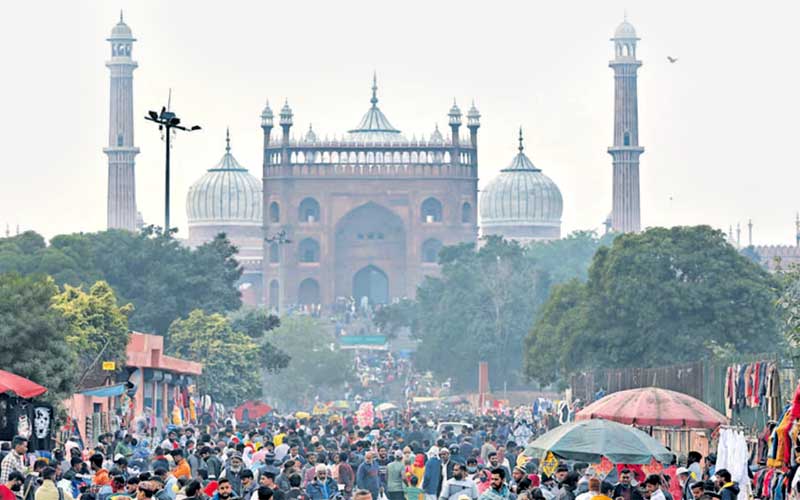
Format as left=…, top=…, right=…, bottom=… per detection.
left=0, top=369, right=47, bottom=398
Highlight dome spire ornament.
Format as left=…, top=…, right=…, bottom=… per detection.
left=518, top=127, right=524, bottom=153
left=371, top=71, right=379, bottom=108
left=225, top=127, right=231, bottom=153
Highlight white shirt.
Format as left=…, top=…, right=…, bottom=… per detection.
left=651, top=489, right=667, bottom=500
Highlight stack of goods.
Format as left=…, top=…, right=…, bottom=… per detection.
left=724, top=361, right=781, bottom=420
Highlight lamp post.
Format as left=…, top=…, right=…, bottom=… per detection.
left=144, top=106, right=201, bottom=235
left=266, top=230, right=292, bottom=313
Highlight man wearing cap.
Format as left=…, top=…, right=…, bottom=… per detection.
left=675, top=468, right=691, bottom=500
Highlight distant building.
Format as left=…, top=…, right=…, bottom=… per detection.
left=260, top=77, right=479, bottom=311
left=479, top=129, right=563, bottom=243
left=609, top=18, right=644, bottom=233
left=186, top=130, right=263, bottom=301
left=104, top=13, right=139, bottom=231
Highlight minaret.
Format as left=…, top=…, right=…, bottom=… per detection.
left=467, top=101, right=481, bottom=168
left=104, top=12, right=140, bottom=231
left=448, top=100, right=462, bottom=167
left=608, top=17, right=644, bottom=233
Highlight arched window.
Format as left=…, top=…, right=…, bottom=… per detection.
left=298, top=278, right=321, bottom=305
left=298, top=197, right=320, bottom=223
left=461, top=202, right=472, bottom=223
left=623, top=131, right=631, bottom=146
left=269, top=242, right=280, bottom=263
left=421, top=197, right=443, bottom=223
left=298, top=238, right=320, bottom=263
left=269, top=280, right=280, bottom=310
left=269, top=202, right=280, bottom=223
left=422, top=239, right=443, bottom=263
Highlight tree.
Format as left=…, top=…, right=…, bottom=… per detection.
left=51, top=281, right=133, bottom=389
left=525, top=226, right=782, bottom=385
left=228, top=307, right=290, bottom=373
left=168, top=310, right=260, bottom=406
left=0, top=228, right=243, bottom=335
left=0, top=274, right=76, bottom=403
left=377, top=231, right=613, bottom=391
left=263, top=316, right=354, bottom=409
left=413, top=237, right=549, bottom=390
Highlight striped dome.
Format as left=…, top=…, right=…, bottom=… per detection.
left=479, top=133, right=562, bottom=229
left=186, top=131, right=262, bottom=226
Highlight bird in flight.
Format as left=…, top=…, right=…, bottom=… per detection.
left=667, top=56, right=678, bottom=63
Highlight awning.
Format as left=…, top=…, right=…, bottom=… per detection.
left=79, top=383, right=129, bottom=398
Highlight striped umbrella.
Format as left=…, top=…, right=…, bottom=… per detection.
left=576, top=387, right=727, bottom=429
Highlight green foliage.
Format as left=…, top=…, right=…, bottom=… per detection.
left=228, top=307, right=290, bottom=372
left=263, top=316, right=354, bottom=410
left=777, top=264, right=800, bottom=352
left=168, top=310, right=261, bottom=406
left=525, top=226, right=782, bottom=385
left=373, top=298, right=418, bottom=338
left=0, top=228, right=243, bottom=335
left=379, top=231, right=612, bottom=391
left=52, top=281, right=133, bottom=387
left=0, top=274, right=76, bottom=403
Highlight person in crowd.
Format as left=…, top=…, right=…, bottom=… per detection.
left=404, top=476, right=424, bottom=500
left=0, top=437, right=28, bottom=484
left=613, top=470, right=643, bottom=500
left=438, top=463, right=478, bottom=500
left=278, top=462, right=298, bottom=492
left=34, top=467, right=72, bottom=500
left=386, top=451, right=406, bottom=500
left=354, top=490, right=373, bottom=500
left=286, top=475, right=307, bottom=500
left=644, top=475, right=666, bottom=500
left=256, top=487, right=274, bottom=500
left=221, top=454, right=246, bottom=496
left=0, top=472, right=24, bottom=500
left=422, top=450, right=442, bottom=500
left=575, top=478, right=601, bottom=500
left=306, top=465, right=338, bottom=500
left=241, top=470, right=258, bottom=500
left=215, top=479, right=240, bottom=500
left=337, top=453, right=355, bottom=499
left=685, top=455, right=702, bottom=484
left=689, top=483, right=705, bottom=500
left=478, top=468, right=510, bottom=500
left=356, top=452, right=380, bottom=500
left=712, top=470, right=737, bottom=500
left=90, top=453, right=111, bottom=487
left=137, top=482, right=158, bottom=500
left=259, top=472, right=285, bottom=500
left=115, top=436, right=135, bottom=460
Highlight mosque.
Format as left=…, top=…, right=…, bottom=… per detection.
left=103, top=14, right=647, bottom=310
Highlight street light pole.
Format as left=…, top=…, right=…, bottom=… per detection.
left=145, top=104, right=201, bottom=236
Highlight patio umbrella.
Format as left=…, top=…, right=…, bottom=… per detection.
left=234, top=400, right=273, bottom=422
left=524, top=418, right=673, bottom=464
left=331, top=400, right=351, bottom=410
left=0, top=369, right=47, bottom=398
left=576, top=387, right=728, bottom=429
left=376, top=402, right=398, bottom=412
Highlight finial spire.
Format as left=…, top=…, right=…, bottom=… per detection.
left=225, top=127, right=231, bottom=153
left=371, top=71, right=378, bottom=107
left=120, top=10, right=124, bottom=23
left=623, top=9, right=628, bottom=21
left=518, top=127, right=524, bottom=153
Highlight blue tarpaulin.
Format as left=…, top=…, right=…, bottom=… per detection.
left=79, top=383, right=128, bottom=398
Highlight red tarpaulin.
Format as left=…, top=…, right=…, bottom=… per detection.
left=234, top=400, right=272, bottom=422
left=0, top=369, right=47, bottom=398
left=576, top=387, right=727, bottom=429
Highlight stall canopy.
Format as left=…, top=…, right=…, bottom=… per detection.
left=79, top=383, right=129, bottom=398
left=0, top=369, right=47, bottom=398
left=234, top=400, right=272, bottom=422
left=524, top=418, right=674, bottom=464
left=576, top=387, right=728, bottom=429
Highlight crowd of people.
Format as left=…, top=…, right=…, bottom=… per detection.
left=0, top=414, right=744, bottom=500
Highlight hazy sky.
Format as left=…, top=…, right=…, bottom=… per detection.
left=2, top=1, right=800, bottom=245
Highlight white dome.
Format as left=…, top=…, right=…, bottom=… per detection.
left=614, top=20, right=638, bottom=39
left=186, top=132, right=262, bottom=226
left=480, top=133, right=563, bottom=241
